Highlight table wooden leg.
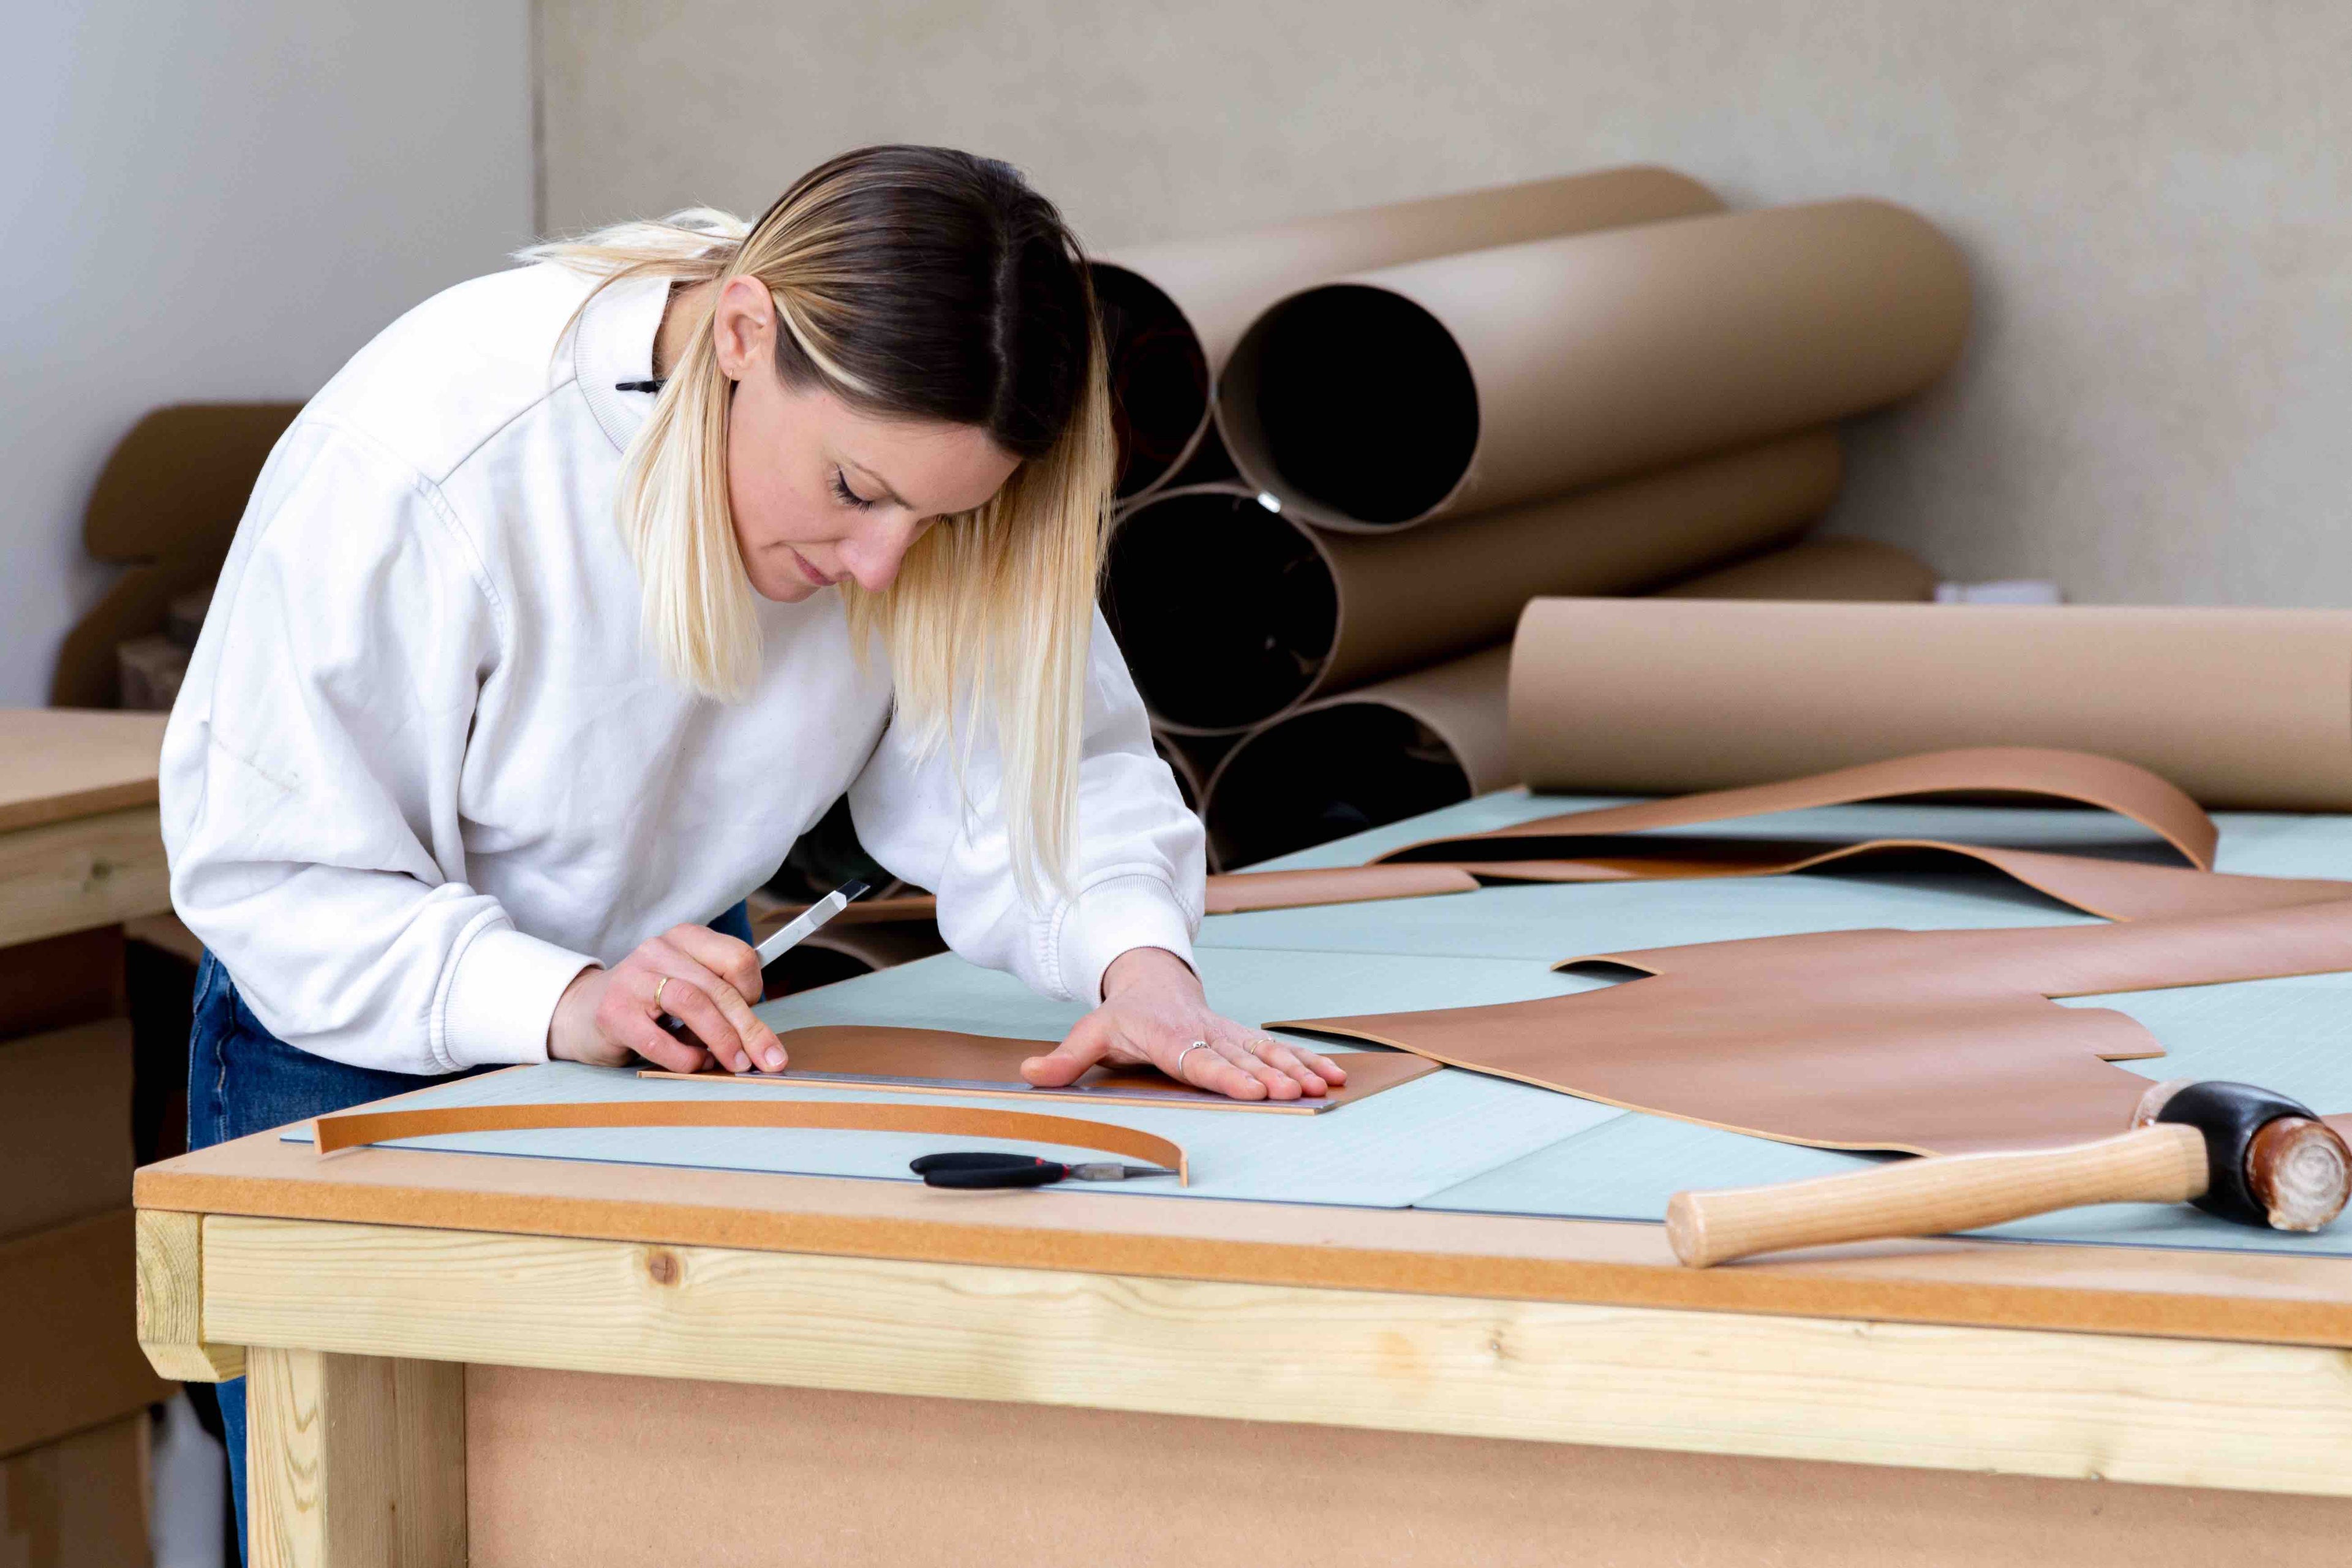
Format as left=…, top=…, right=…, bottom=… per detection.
left=246, top=1348, right=466, bottom=1568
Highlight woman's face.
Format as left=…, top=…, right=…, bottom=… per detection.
left=709, top=276, right=1021, bottom=603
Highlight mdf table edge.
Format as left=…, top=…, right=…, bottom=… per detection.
left=135, top=1144, right=2352, bottom=1351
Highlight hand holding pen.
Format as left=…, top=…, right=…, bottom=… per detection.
left=547, top=880, right=870, bottom=1075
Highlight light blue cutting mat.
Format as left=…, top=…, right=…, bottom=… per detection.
left=296, top=790, right=2352, bottom=1251
left=282, top=1054, right=1620, bottom=1210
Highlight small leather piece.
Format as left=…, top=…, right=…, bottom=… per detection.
left=2153, top=1081, right=2321, bottom=1227
left=1204, top=864, right=1480, bottom=913
left=314, top=1099, right=1189, bottom=1184
left=645, top=1025, right=1436, bottom=1114
left=1271, top=899, right=2352, bottom=1158
left=1374, top=746, right=2352, bottom=922
left=766, top=864, right=1482, bottom=927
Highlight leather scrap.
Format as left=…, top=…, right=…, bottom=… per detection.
left=1376, top=747, right=2352, bottom=921
left=643, top=1025, right=1436, bottom=1114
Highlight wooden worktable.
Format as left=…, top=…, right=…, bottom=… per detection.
left=0, top=707, right=173, bottom=948
left=138, top=1100, right=2352, bottom=1565
left=2, top=707, right=176, bottom=1560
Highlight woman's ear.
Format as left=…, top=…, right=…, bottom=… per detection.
left=709, top=274, right=777, bottom=381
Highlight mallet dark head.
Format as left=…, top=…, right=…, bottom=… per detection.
left=2132, top=1079, right=2352, bottom=1231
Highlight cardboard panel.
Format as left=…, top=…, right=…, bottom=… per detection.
left=0, top=1020, right=133, bottom=1240
left=465, top=1365, right=2352, bottom=1568
left=0, top=1415, right=151, bottom=1568
left=0, top=1211, right=173, bottom=1459
left=0, top=926, right=123, bottom=1041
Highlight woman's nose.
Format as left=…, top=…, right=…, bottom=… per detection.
left=835, top=511, right=926, bottom=592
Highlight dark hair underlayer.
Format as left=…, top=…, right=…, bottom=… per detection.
left=760, top=145, right=1097, bottom=461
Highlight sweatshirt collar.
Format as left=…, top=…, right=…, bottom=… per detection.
left=573, top=273, right=672, bottom=454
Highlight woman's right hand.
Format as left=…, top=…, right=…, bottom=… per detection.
left=546, top=924, right=788, bottom=1075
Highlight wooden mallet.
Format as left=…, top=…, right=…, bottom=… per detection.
left=1667, top=1079, right=2352, bottom=1268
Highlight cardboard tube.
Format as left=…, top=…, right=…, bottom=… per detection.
left=1104, top=431, right=1841, bottom=734
left=1219, top=199, right=1970, bottom=530
left=1204, top=646, right=1516, bottom=869
left=1507, top=601, right=2352, bottom=809
left=1152, top=726, right=1235, bottom=816
left=1205, top=533, right=1941, bottom=865
left=1657, top=536, right=1937, bottom=601
left=1092, top=166, right=1724, bottom=501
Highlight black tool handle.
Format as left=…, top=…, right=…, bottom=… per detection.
left=910, top=1153, right=1068, bottom=1189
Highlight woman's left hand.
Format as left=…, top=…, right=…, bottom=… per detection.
left=1021, top=946, right=1348, bottom=1101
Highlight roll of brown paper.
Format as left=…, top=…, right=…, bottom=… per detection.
left=1203, top=646, right=1514, bottom=869
left=1656, top=537, right=1938, bottom=602
left=1104, top=431, right=1840, bottom=735
left=1204, top=537, right=1942, bottom=865
left=1091, top=166, right=1724, bottom=500
left=1218, top=199, right=1970, bottom=531
left=1507, top=601, right=2352, bottom=809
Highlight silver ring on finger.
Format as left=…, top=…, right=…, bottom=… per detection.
left=1174, top=1039, right=1210, bottom=1079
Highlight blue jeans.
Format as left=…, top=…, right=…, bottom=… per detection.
left=188, top=903, right=753, bottom=1564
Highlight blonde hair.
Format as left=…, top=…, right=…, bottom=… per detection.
left=522, top=151, right=1115, bottom=897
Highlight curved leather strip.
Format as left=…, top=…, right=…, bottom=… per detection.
left=1457, top=841, right=2352, bottom=923
left=314, top=1100, right=1188, bottom=1184
left=1270, top=899, right=2352, bottom=1158
left=1378, top=746, right=2220, bottom=869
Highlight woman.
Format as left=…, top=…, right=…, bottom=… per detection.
left=162, top=145, right=1344, bottom=1553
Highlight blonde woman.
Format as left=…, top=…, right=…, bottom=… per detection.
left=161, top=145, right=1343, bottom=1555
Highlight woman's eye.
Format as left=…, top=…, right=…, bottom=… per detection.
left=830, top=469, right=875, bottom=510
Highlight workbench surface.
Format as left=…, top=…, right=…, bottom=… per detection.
left=133, top=788, right=2352, bottom=1564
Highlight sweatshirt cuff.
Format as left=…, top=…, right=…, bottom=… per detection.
left=441, top=924, right=595, bottom=1069
left=1060, top=873, right=1199, bottom=1004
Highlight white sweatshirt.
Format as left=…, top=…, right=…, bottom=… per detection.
left=160, top=263, right=1204, bottom=1076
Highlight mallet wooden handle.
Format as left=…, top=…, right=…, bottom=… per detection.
left=1666, top=1124, right=2208, bottom=1268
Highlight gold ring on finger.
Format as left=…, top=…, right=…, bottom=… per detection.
left=654, top=976, right=669, bottom=1011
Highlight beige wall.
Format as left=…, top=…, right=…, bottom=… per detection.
left=540, top=1, right=2352, bottom=606
left=2, top=0, right=533, bottom=706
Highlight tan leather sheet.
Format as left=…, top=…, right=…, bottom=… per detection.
left=1273, top=900, right=2352, bottom=1157
left=1219, top=200, right=1968, bottom=530
left=644, top=1024, right=1438, bottom=1114
left=1509, top=599, right=2352, bottom=810
left=315, top=1100, right=1189, bottom=1183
